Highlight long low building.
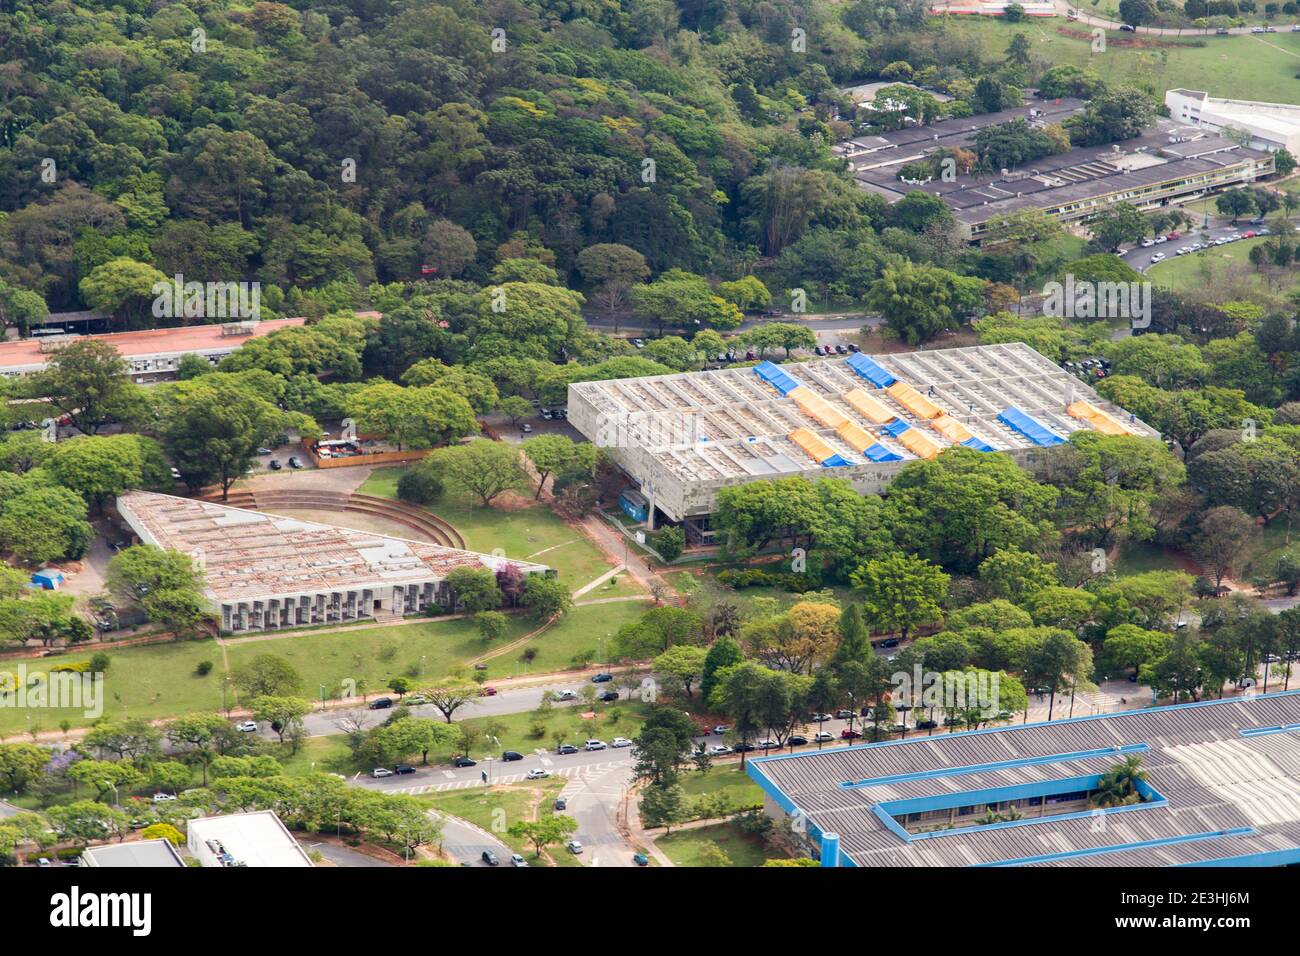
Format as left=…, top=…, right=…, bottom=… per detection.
left=1166, top=88, right=1300, bottom=155
left=567, top=343, right=1155, bottom=542
left=188, top=811, right=313, bottom=867
left=0, top=318, right=306, bottom=380
left=845, top=110, right=1275, bottom=241
left=116, top=491, right=551, bottom=633
left=746, top=691, right=1300, bottom=867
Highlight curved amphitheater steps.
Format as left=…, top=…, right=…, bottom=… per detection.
left=210, top=490, right=466, bottom=549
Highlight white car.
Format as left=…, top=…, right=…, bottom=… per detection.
left=1153, top=236, right=1167, bottom=244
left=555, top=689, right=578, bottom=701
left=1140, top=238, right=1154, bottom=248
left=758, top=739, right=781, bottom=750
left=610, top=737, right=633, bottom=748
left=566, top=840, right=584, bottom=854
left=584, top=739, right=607, bottom=751
left=1149, top=252, right=1165, bottom=263
left=813, top=731, right=835, bottom=743
left=712, top=725, right=729, bottom=735
left=152, top=792, right=177, bottom=803
left=235, top=720, right=257, bottom=733
left=405, top=695, right=426, bottom=706
left=525, top=769, right=550, bottom=779
left=707, top=744, right=732, bottom=756
left=511, top=854, right=529, bottom=867
left=371, top=768, right=394, bottom=779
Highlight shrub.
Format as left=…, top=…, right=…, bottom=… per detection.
left=652, top=526, right=685, bottom=562
left=195, top=660, right=214, bottom=676
left=88, top=652, right=110, bottom=673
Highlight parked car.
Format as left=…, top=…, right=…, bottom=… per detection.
left=835, top=709, right=855, bottom=719
left=712, top=725, right=729, bottom=735
left=405, top=695, right=426, bottom=706
left=813, top=731, right=834, bottom=743
left=732, top=742, right=755, bottom=753
left=758, top=739, right=781, bottom=750
left=847, top=343, right=860, bottom=352
left=556, top=689, right=578, bottom=700
left=152, top=792, right=177, bottom=803
left=395, top=764, right=416, bottom=775
left=482, top=850, right=499, bottom=866
left=235, top=720, right=258, bottom=733
left=566, top=840, right=583, bottom=854
left=525, top=769, right=550, bottom=779
left=591, top=673, right=614, bottom=683
left=1120, top=23, right=1135, bottom=30
left=557, top=744, right=579, bottom=755
left=554, top=797, right=567, bottom=811
left=611, top=737, right=633, bottom=748
left=787, top=735, right=809, bottom=746
left=453, top=756, right=477, bottom=768
left=511, top=854, right=529, bottom=867
left=368, top=697, right=393, bottom=710
left=520, top=423, right=532, bottom=434
left=632, top=852, right=649, bottom=866
left=502, top=751, right=524, bottom=761
left=371, top=768, right=393, bottom=779
left=287, top=456, right=303, bottom=468
left=585, top=739, right=608, bottom=751
left=841, top=728, right=862, bottom=739
left=597, top=690, right=619, bottom=702
left=479, top=686, right=498, bottom=697
left=810, top=712, right=833, bottom=722
left=708, top=744, right=732, bottom=756
left=268, top=459, right=282, bottom=470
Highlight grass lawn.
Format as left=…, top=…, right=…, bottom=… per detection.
left=656, top=821, right=789, bottom=867
left=1146, top=236, right=1300, bottom=299
left=678, top=765, right=765, bottom=808
left=1243, top=522, right=1299, bottom=583
left=1113, top=541, right=1182, bottom=576
left=360, top=466, right=619, bottom=589
left=0, top=601, right=650, bottom=738
left=419, top=778, right=581, bottom=866
left=939, top=17, right=1300, bottom=103
left=459, top=698, right=655, bottom=760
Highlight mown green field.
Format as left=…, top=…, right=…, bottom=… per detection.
left=0, top=600, right=649, bottom=737
left=656, top=821, right=790, bottom=867
left=1146, top=235, right=1300, bottom=298
left=940, top=17, right=1300, bottom=102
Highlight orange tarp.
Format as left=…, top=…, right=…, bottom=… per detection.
left=897, top=427, right=942, bottom=460
left=886, top=381, right=945, bottom=420
left=788, top=427, right=838, bottom=464
left=843, top=388, right=895, bottom=424
left=1067, top=400, right=1135, bottom=436
left=835, top=420, right=877, bottom=453
left=930, top=414, right=973, bottom=443
left=789, top=386, right=848, bottom=430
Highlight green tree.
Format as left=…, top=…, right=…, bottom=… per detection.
left=851, top=552, right=949, bottom=641
left=425, top=439, right=527, bottom=507
left=34, top=339, right=142, bottom=436
left=348, top=383, right=478, bottom=450
left=508, top=815, right=579, bottom=857
left=444, top=567, right=502, bottom=613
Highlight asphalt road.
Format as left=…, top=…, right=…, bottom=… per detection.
left=1121, top=221, right=1286, bottom=272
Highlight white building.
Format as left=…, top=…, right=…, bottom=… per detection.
left=1166, top=89, right=1300, bottom=155
left=187, top=811, right=313, bottom=868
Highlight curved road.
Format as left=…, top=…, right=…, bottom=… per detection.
left=1035, top=1, right=1298, bottom=36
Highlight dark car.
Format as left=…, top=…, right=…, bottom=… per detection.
left=287, top=456, right=303, bottom=469
left=597, top=690, right=619, bottom=702
left=840, top=729, right=862, bottom=739
left=1119, top=22, right=1135, bottom=30
left=268, top=459, right=282, bottom=470
left=395, top=764, right=416, bottom=775
left=787, top=735, right=809, bottom=747
left=814, top=345, right=826, bottom=356
left=481, top=850, right=499, bottom=866
left=834, top=344, right=848, bottom=355
left=732, top=742, right=755, bottom=753
left=879, top=638, right=900, bottom=649
left=502, top=751, right=524, bottom=761
left=591, top=673, right=614, bottom=683
left=453, top=756, right=477, bottom=768
left=557, top=744, right=579, bottom=755
left=368, top=697, right=393, bottom=710
left=554, top=797, right=567, bottom=811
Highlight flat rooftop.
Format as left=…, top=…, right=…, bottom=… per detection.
left=570, top=343, right=1155, bottom=487
left=81, top=838, right=185, bottom=868
left=0, top=318, right=306, bottom=372
left=847, top=113, right=1272, bottom=226
left=748, top=691, right=1300, bottom=867
left=189, top=811, right=313, bottom=868
left=117, top=492, right=549, bottom=605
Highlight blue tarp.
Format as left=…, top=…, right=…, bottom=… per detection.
left=998, top=407, right=1066, bottom=447
left=752, top=360, right=802, bottom=396
left=845, top=353, right=896, bottom=388
left=31, top=569, right=64, bottom=590
left=863, top=443, right=903, bottom=462
left=961, top=437, right=995, bottom=452
left=881, top=419, right=911, bottom=438
left=821, top=454, right=853, bottom=467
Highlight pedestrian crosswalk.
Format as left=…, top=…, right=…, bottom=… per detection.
left=385, top=761, right=630, bottom=795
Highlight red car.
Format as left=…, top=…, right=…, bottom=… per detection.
left=840, top=728, right=862, bottom=739
left=1167, top=231, right=1181, bottom=239
left=479, top=686, right=498, bottom=697
left=1242, top=231, right=1256, bottom=239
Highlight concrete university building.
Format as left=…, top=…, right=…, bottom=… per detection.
left=1166, top=89, right=1300, bottom=156
left=188, top=811, right=313, bottom=867
left=115, top=491, right=551, bottom=634
left=747, top=691, right=1300, bottom=867
left=568, top=343, right=1156, bottom=543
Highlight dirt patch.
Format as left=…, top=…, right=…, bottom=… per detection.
left=489, top=490, right=536, bottom=512
left=1053, top=25, right=1201, bottom=49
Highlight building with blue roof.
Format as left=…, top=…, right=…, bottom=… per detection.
left=746, top=691, right=1300, bottom=867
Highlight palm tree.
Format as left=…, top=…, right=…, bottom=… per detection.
left=1091, top=755, right=1148, bottom=807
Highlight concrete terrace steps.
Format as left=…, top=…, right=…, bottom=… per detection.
left=204, top=489, right=467, bottom=549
